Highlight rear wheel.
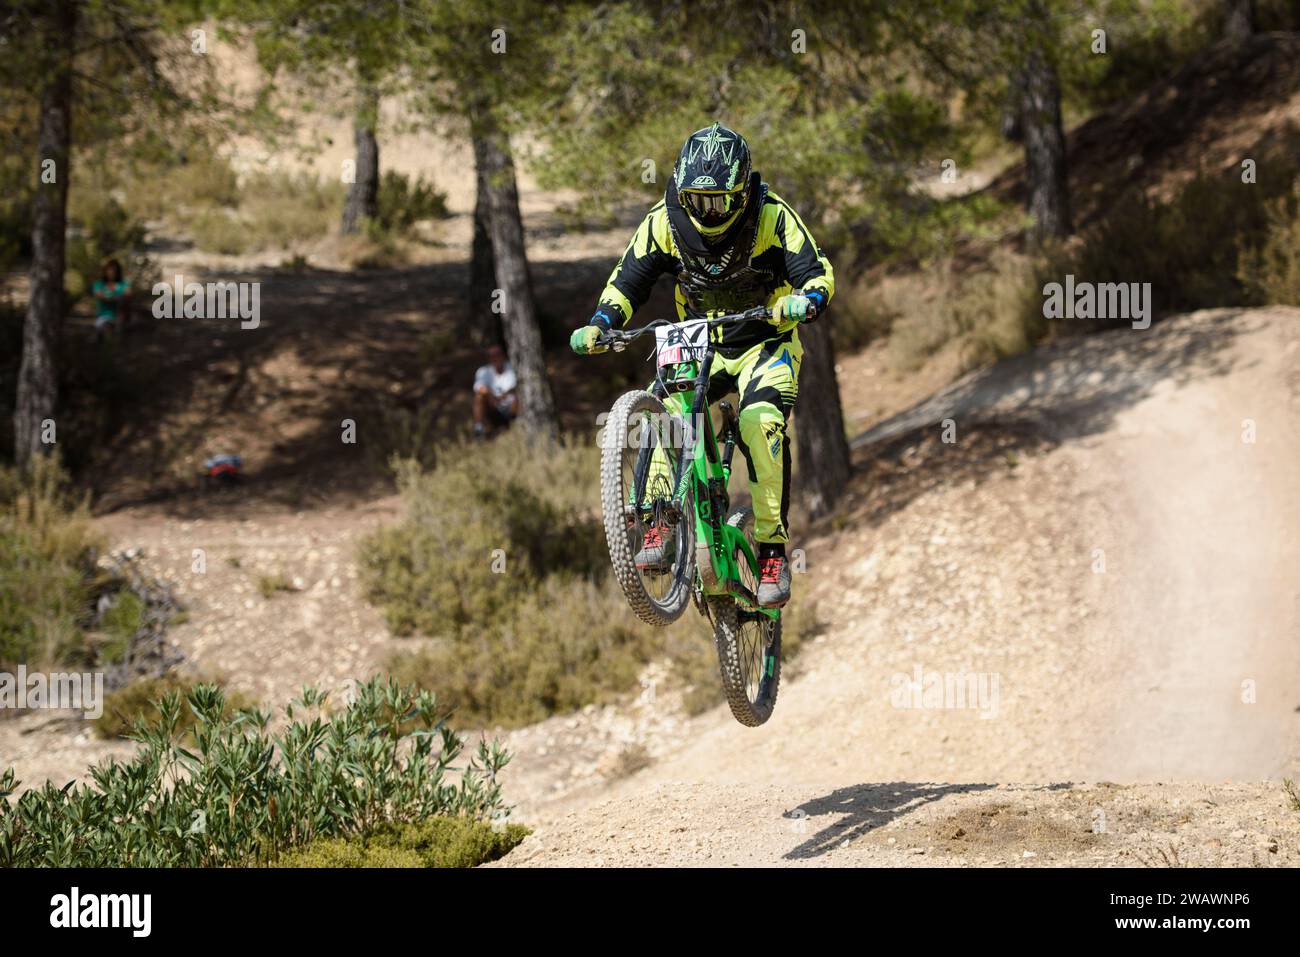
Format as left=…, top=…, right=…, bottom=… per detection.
left=708, top=506, right=781, bottom=726
left=599, top=390, right=695, bottom=626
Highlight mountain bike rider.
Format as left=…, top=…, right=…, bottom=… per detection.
left=570, top=122, right=835, bottom=608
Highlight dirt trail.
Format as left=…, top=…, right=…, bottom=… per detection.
left=499, top=307, right=1300, bottom=866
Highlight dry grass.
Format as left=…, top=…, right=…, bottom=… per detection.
left=0, top=458, right=102, bottom=667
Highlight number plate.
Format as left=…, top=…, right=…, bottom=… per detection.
left=655, top=318, right=709, bottom=368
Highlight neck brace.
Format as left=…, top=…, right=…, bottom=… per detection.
left=666, top=172, right=763, bottom=268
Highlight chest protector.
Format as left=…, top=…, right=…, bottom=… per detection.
left=665, top=174, right=778, bottom=316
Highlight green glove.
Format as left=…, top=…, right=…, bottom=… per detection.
left=773, top=294, right=812, bottom=322
left=569, top=324, right=608, bottom=355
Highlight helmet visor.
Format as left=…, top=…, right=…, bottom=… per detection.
left=681, top=189, right=745, bottom=227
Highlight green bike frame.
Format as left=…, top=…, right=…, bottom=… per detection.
left=655, top=355, right=779, bottom=622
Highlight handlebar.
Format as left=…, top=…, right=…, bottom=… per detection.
left=597, top=301, right=817, bottom=352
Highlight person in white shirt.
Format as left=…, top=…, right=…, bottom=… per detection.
left=472, top=344, right=519, bottom=438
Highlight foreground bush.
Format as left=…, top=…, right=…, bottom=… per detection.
left=274, top=817, right=528, bottom=868
left=0, top=678, right=514, bottom=867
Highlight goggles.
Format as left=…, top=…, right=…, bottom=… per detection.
left=680, top=188, right=746, bottom=226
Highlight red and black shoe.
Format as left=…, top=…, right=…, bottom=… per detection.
left=757, top=553, right=791, bottom=608
left=635, top=523, right=672, bottom=572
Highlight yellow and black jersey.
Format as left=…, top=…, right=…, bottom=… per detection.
left=594, top=183, right=835, bottom=355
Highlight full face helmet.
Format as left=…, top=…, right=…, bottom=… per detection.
left=673, top=122, right=754, bottom=236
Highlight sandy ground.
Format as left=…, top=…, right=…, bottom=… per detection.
left=494, top=781, right=1299, bottom=868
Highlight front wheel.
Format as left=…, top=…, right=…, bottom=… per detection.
left=599, top=390, right=695, bottom=626
left=709, top=506, right=781, bottom=727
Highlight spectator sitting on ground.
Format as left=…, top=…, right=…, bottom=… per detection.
left=472, top=343, right=518, bottom=439
left=92, top=258, right=131, bottom=342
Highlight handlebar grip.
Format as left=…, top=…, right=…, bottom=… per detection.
left=792, top=290, right=818, bottom=321
left=595, top=329, right=625, bottom=352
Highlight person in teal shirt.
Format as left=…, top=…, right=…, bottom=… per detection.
left=92, top=259, right=130, bottom=341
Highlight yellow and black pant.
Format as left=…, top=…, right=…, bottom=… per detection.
left=652, top=329, right=802, bottom=545
left=708, top=330, right=802, bottom=544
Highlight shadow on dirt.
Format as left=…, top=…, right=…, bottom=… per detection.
left=782, top=782, right=997, bottom=860
left=784, top=781, right=1079, bottom=860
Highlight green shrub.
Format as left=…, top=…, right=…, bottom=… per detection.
left=1059, top=175, right=1265, bottom=317
left=274, top=837, right=424, bottom=868
left=274, top=817, right=528, bottom=868
left=0, top=458, right=102, bottom=666
left=0, top=678, right=515, bottom=867
left=951, top=252, right=1045, bottom=368
left=0, top=460, right=185, bottom=671
left=373, top=170, right=450, bottom=234
left=830, top=280, right=903, bottom=355
left=841, top=253, right=1039, bottom=373
left=360, top=435, right=605, bottom=637
left=1238, top=179, right=1300, bottom=306
left=118, top=149, right=242, bottom=222
left=1283, top=779, right=1300, bottom=814
left=163, top=151, right=243, bottom=211
left=362, top=401, right=443, bottom=473
left=97, top=590, right=144, bottom=664
left=386, top=577, right=668, bottom=727
left=189, top=207, right=252, bottom=255
left=1032, top=140, right=1300, bottom=333
left=93, top=674, right=257, bottom=741
left=240, top=171, right=347, bottom=249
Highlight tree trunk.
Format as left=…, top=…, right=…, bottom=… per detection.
left=14, top=0, right=76, bottom=468
left=1019, top=45, right=1072, bottom=242
left=472, top=105, right=558, bottom=440
left=793, top=319, right=852, bottom=519
left=1224, top=0, right=1255, bottom=41
left=341, top=84, right=380, bottom=235
left=469, top=137, right=503, bottom=348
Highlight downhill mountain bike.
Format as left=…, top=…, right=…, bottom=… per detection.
left=595, top=304, right=814, bottom=727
